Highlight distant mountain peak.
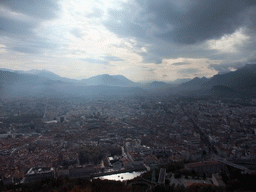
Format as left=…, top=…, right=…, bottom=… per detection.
left=24, top=69, right=77, bottom=83
left=82, top=74, right=137, bottom=87
left=192, top=76, right=207, bottom=80
left=177, top=75, right=208, bottom=91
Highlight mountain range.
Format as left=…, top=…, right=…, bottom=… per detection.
left=1, top=64, right=256, bottom=98
left=26, top=69, right=79, bottom=83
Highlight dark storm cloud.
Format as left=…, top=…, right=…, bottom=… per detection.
left=0, top=0, right=60, bottom=54
left=149, top=0, right=256, bottom=44
left=106, top=0, right=256, bottom=44
left=104, top=0, right=256, bottom=64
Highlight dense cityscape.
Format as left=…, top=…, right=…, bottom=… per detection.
left=1, top=94, right=256, bottom=191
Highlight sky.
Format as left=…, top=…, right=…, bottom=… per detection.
left=0, top=0, right=256, bottom=82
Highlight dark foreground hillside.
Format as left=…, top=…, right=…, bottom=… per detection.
left=1, top=177, right=223, bottom=192
left=2, top=177, right=127, bottom=192
left=2, top=169, right=256, bottom=192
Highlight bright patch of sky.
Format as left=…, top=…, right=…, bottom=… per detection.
left=207, top=28, right=250, bottom=53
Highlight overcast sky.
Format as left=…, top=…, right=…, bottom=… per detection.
left=0, top=0, right=256, bottom=82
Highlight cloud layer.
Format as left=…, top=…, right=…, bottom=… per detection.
left=104, top=0, right=256, bottom=64
left=0, top=0, right=256, bottom=81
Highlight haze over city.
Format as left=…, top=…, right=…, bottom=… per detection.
left=1, top=0, right=256, bottom=81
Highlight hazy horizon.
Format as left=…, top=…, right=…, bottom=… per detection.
left=1, top=67, right=195, bottom=83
